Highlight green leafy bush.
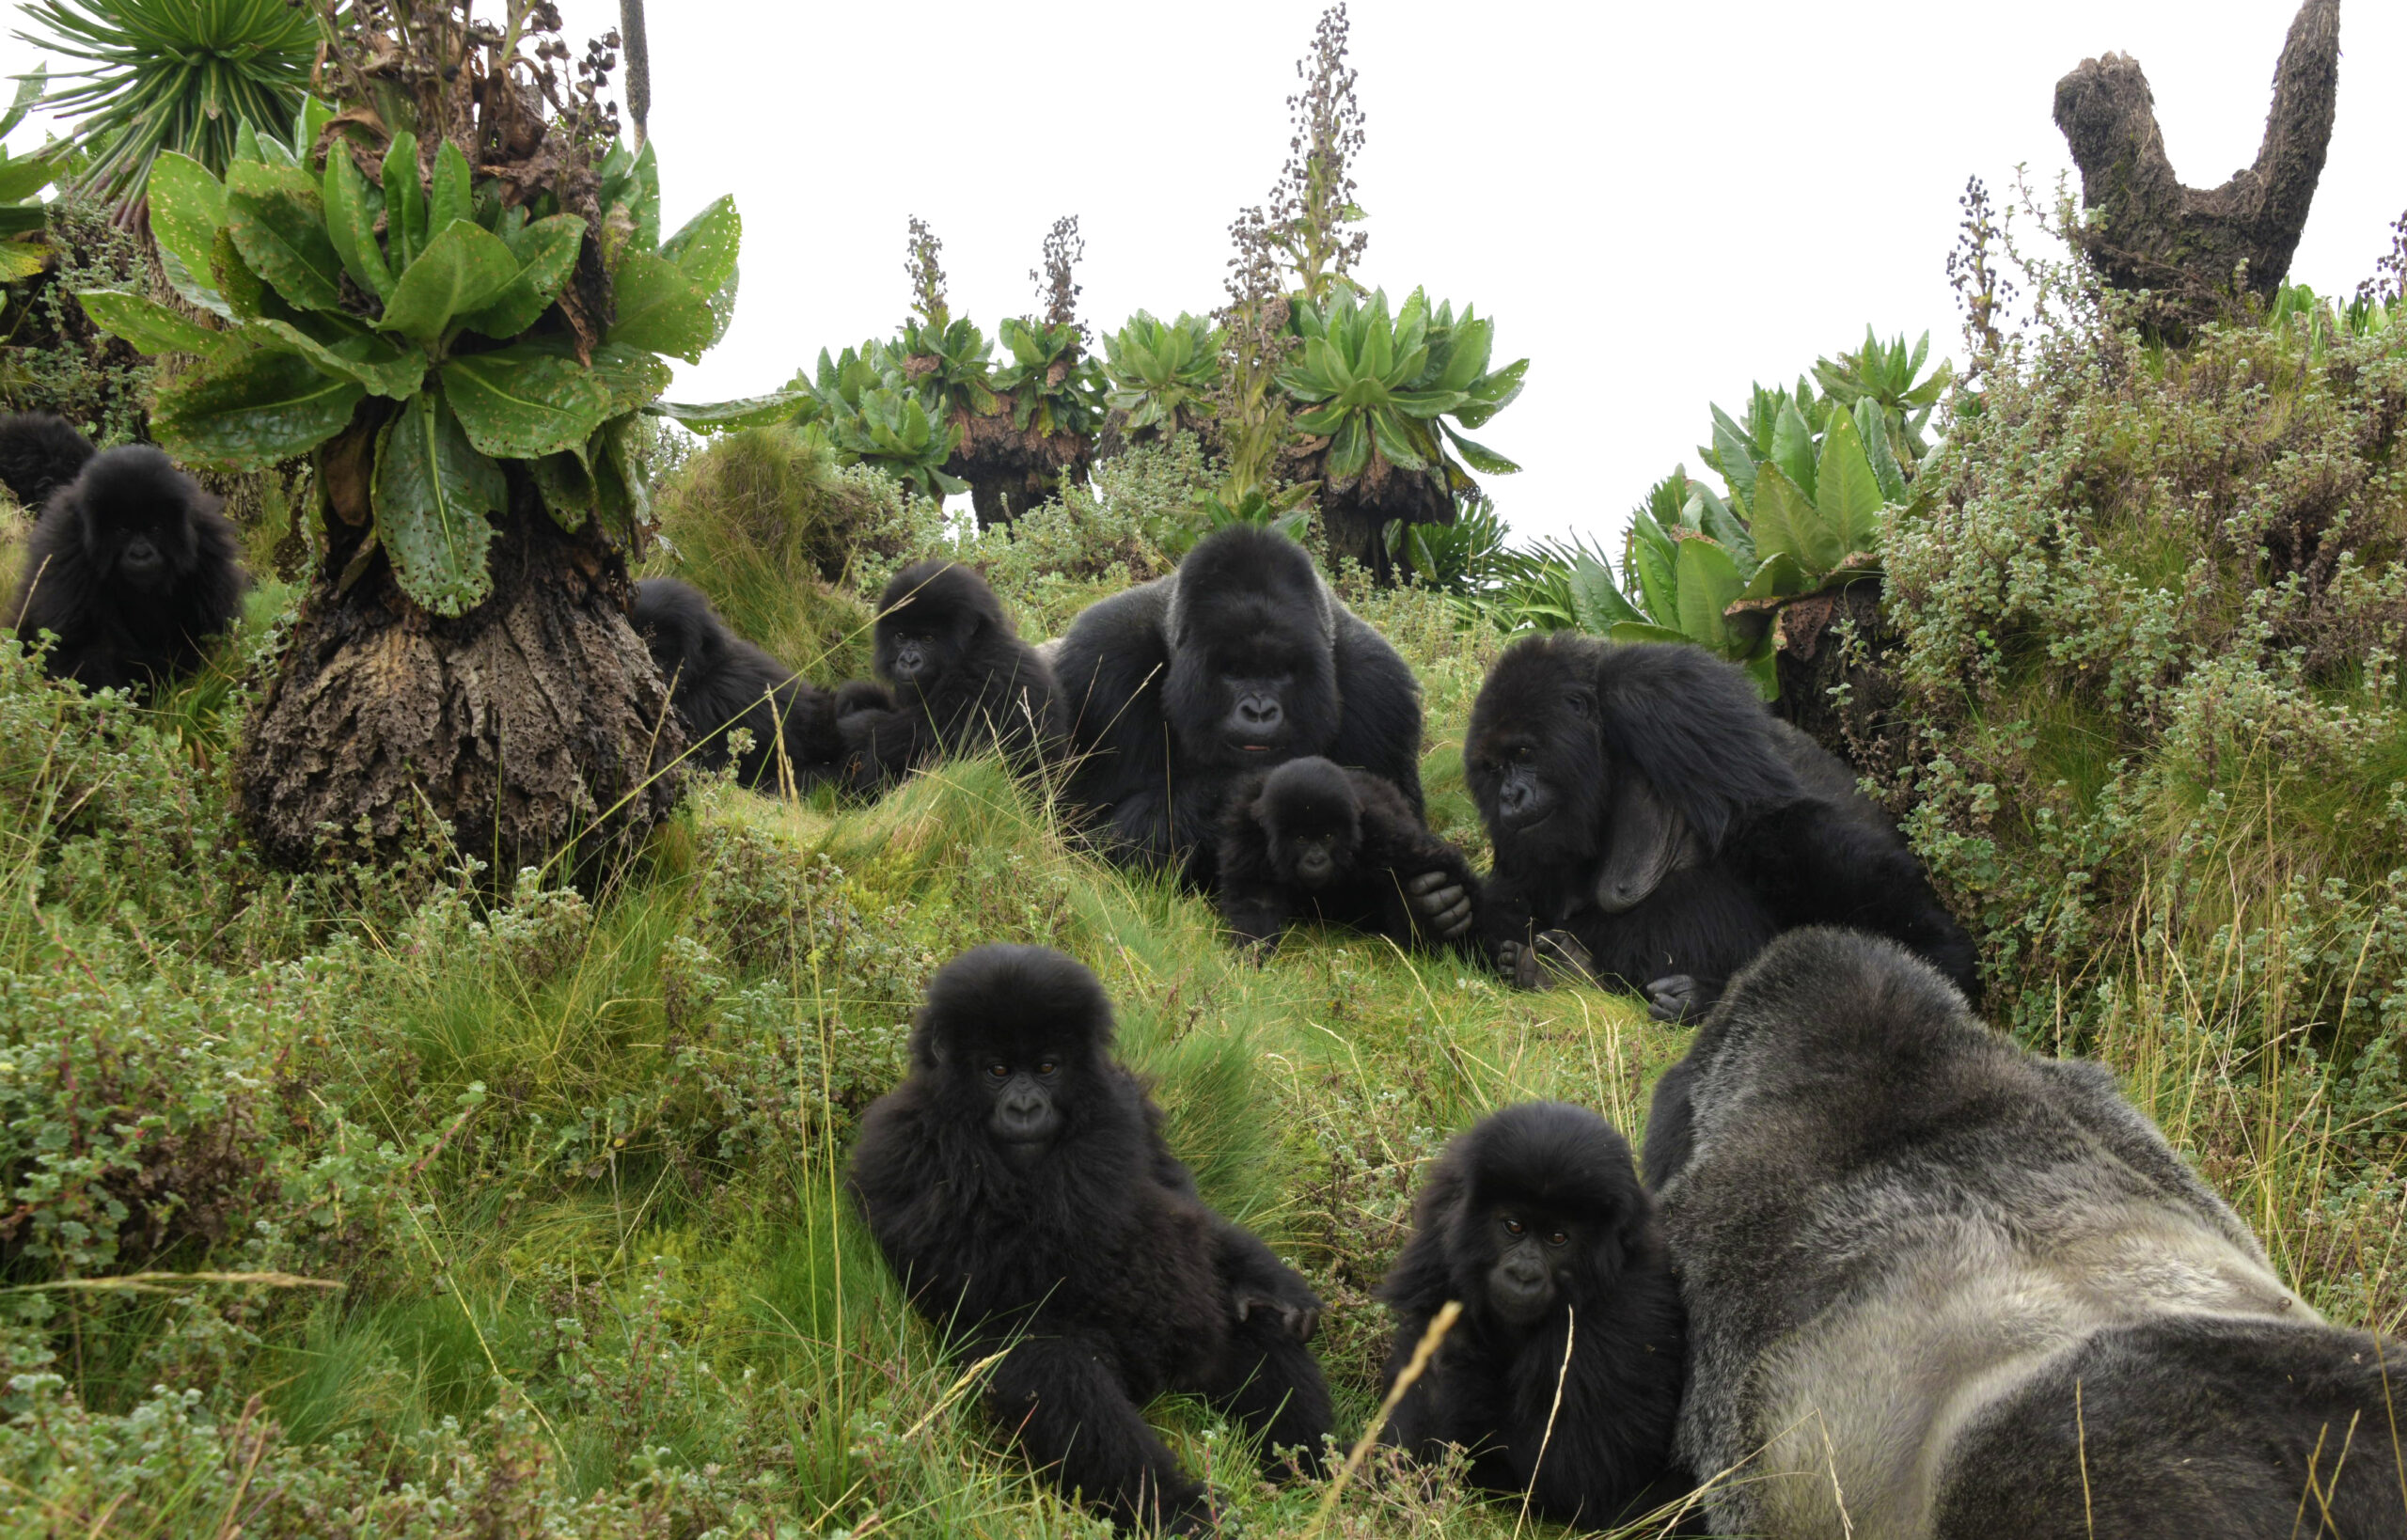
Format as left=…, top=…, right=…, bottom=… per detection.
left=1279, top=286, right=1524, bottom=492
left=1100, top=309, right=1222, bottom=438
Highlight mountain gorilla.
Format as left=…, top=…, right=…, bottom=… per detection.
left=835, top=558, right=1062, bottom=792
left=1378, top=1102, right=1690, bottom=1529
left=632, top=577, right=842, bottom=791
left=847, top=944, right=1332, bottom=1534
left=1466, top=635, right=1975, bottom=1018
left=1053, top=525, right=1441, bottom=901
left=1651, top=928, right=2407, bottom=1539
left=4, top=427, right=246, bottom=696
left=1215, top=756, right=1477, bottom=954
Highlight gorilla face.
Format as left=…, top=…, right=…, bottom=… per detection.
left=1465, top=644, right=1605, bottom=865
left=1480, top=1204, right=1580, bottom=1327
left=875, top=560, right=999, bottom=699
left=1165, top=591, right=1341, bottom=770
left=75, top=450, right=204, bottom=597
left=912, top=943, right=1118, bottom=1171
left=1256, top=757, right=1364, bottom=890
left=977, top=1048, right=1068, bottom=1159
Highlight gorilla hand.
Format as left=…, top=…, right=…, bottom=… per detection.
left=1644, top=973, right=1706, bottom=1023
left=1406, top=870, right=1473, bottom=940
left=1504, top=930, right=1597, bottom=990
left=1235, top=1284, right=1322, bottom=1343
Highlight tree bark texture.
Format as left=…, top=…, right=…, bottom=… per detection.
left=237, top=452, right=684, bottom=881
left=1770, top=578, right=1911, bottom=780
left=2053, top=0, right=2339, bottom=334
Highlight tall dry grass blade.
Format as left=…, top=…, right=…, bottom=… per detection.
left=1304, top=1298, right=1461, bottom=1539
left=1513, top=1303, right=1575, bottom=1539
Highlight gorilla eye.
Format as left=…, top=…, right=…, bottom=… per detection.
left=1510, top=745, right=1533, bottom=763
left=1501, top=1216, right=1525, bottom=1236
left=1034, top=1061, right=1059, bottom=1076
left=985, top=1062, right=1011, bottom=1079
left=1546, top=1230, right=1569, bottom=1248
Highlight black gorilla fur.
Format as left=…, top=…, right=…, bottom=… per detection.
left=1052, top=525, right=1424, bottom=888
left=835, top=558, right=1062, bottom=791
left=847, top=945, right=1333, bottom=1534
left=1378, top=1102, right=1690, bottom=1529
left=5, top=431, right=246, bottom=695
left=1651, top=928, right=2407, bottom=1538
left=631, top=578, right=841, bottom=791
left=1215, top=756, right=1477, bottom=952
left=1466, top=635, right=1976, bottom=1017
left=0, top=411, right=101, bottom=509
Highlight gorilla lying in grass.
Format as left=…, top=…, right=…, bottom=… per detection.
left=1215, top=756, right=1477, bottom=953
left=1378, top=1101, right=1691, bottom=1529
left=834, top=559, right=1062, bottom=793
left=847, top=945, right=1330, bottom=1534
left=1649, top=928, right=2407, bottom=1539
left=2, top=414, right=246, bottom=695
left=1053, top=526, right=1453, bottom=917
left=632, top=577, right=841, bottom=791
left=1467, top=635, right=1975, bottom=1018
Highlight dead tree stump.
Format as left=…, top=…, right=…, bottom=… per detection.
left=2053, top=0, right=2339, bottom=336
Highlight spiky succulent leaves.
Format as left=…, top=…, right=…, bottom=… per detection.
left=18, top=0, right=316, bottom=212
left=1279, top=287, right=1524, bottom=488
left=900, top=315, right=998, bottom=420
left=994, top=317, right=1100, bottom=435
left=1101, top=310, right=1222, bottom=431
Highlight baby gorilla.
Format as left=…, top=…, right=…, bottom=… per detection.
left=1378, top=1102, right=1690, bottom=1530
left=835, top=559, right=1062, bottom=793
left=631, top=577, right=842, bottom=791
left=848, top=945, right=1332, bottom=1534
left=1216, top=757, right=1476, bottom=954
left=4, top=424, right=246, bottom=695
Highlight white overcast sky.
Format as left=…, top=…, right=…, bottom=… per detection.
left=6, top=1, right=2403, bottom=547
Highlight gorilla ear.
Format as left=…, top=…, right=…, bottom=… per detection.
left=1595, top=773, right=1701, bottom=915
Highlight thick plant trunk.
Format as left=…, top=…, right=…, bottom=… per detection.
left=237, top=456, right=684, bottom=882
left=621, top=0, right=652, bottom=149
left=1770, top=578, right=1910, bottom=778
left=2053, top=0, right=2339, bottom=335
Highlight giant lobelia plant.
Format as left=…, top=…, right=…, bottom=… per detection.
left=71, top=0, right=775, bottom=875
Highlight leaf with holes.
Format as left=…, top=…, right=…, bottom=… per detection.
left=373, top=385, right=507, bottom=615
left=378, top=220, right=519, bottom=346
left=457, top=214, right=584, bottom=338
left=442, top=344, right=615, bottom=460
left=151, top=348, right=363, bottom=470
left=607, top=251, right=715, bottom=361
left=146, top=151, right=228, bottom=312
left=225, top=161, right=343, bottom=311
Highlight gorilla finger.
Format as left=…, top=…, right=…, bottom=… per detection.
left=1431, top=896, right=1475, bottom=938
left=1405, top=870, right=1455, bottom=896
left=1644, top=973, right=1703, bottom=1023
left=1534, top=930, right=1594, bottom=980
left=1408, top=879, right=1465, bottom=916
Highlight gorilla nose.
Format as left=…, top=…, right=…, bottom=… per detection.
left=893, top=646, right=923, bottom=678
left=1499, top=780, right=1535, bottom=818
left=1295, top=852, right=1333, bottom=888
left=1236, top=698, right=1282, bottom=732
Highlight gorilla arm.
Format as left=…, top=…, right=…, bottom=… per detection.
left=1052, top=579, right=1181, bottom=867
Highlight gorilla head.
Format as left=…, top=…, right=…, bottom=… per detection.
left=910, top=943, right=1117, bottom=1164
left=1464, top=636, right=1611, bottom=870
left=1251, top=756, right=1362, bottom=890
left=67, top=448, right=223, bottom=599
left=1429, top=1101, right=1650, bottom=1328
left=875, top=558, right=1009, bottom=695
left=1161, top=527, right=1340, bottom=770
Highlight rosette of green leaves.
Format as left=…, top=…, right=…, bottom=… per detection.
left=898, top=314, right=997, bottom=422
left=992, top=317, right=1103, bottom=437
left=1099, top=310, right=1221, bottom=434
left=1594, top=470, right=1778, bottom=698
left=0, top=73, right=65, bottom=281
left=805, top=342, right=963, bottom=503
left=1279, top=287, right=1525, bottom=491
left=1811, top=328, right=1950, bottom=467
left=71, top=102, right=752, bottom=616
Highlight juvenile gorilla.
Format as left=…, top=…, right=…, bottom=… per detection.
left=1216, top=757, right=1476, bottom=953
left=834, top=559, right=1062, bottom=791
left=1053, top=526, right=1433, bottom=897
left=1467, top=635, right=1975, bottom=1018
left=632, top=578, right=841, bottom=791
left=1378, top=1102, right=1689, bottom=1529
left=0, top=411, right=100, bottom=508
left=5, top=432, right=246, bottom=695
left=1650, top=929, right=2407, bottom=1539
left=847, top=945, right=1332, bottom=1534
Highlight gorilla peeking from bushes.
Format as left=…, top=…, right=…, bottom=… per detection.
left=2, top=413, right=246, bottom=695
left=1466, top=635, right=1975, bottom=1017
left=632, top=577, right=843, bottom=792
left=1650, top=928, right=2407, bottom=1539
left=1053, top=526, right=1455, bottom=905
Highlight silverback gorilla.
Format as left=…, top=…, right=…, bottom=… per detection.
left=1052, top=525, right=1432, bottom=895
left=3, top=417, right=245, bottom=695
left=1378, top=1102, right=1690, bottom=1529
left=631, top=577, right=842, bottom=791
left=846, top=945, right=1331, bottom=1533
left=1215, top=756, right=1477, bottom=952
left=1466, top=635, right=1975, bottom=1018
left=1648, top=928, right=2407, bottom=1539
left=835, top=558, right=1062, bottom=792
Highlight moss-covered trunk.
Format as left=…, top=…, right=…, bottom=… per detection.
left=1770, top=578, right=1911, bottom=779
left=236, top=441, right=683, bottom=879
